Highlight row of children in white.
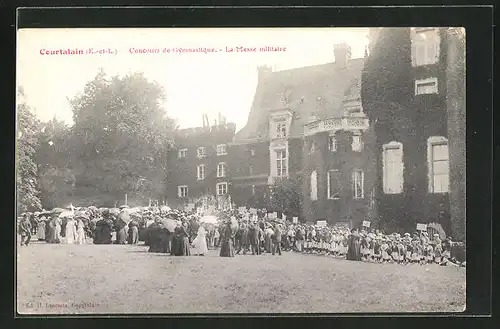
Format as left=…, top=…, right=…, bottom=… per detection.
left=300, top=237, right=463, bottom=266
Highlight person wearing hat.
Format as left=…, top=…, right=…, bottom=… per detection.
left=441, top=236, right=452, bottom=265
left=271, top=224, right=282, bottom=256
left=347, top=228, right=361, bottom=261
left=220, top=220, right=235, bottom=257
left=295, top=225, right=304, bottom=253
left=248, top=222, right=260, bottom=255
left=75, top=214, right=87, bottom=245
left=64, top=214, right=77, bottom=244
left=36, top=213, right=47, bottom=241
left=174, top=221, right=191, bottom=256
left=18, top=213, right=32, bottom=246
left=53, top=213, right=63, bottom=244
left=432, top=233, right=443, bottom=264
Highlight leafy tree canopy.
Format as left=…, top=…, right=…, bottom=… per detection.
left=17, top=88, right=42, bottom=212
left=68, top=69, right=176, bottom=205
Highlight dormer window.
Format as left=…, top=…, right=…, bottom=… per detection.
left=178, top=149, right=187, bottom=158
left=276, top=122, right=287, bottom=139
left=216, top=144, right=227, bottom=156
left=197, top=147, right=206, bottom=158
left=411, top=28, right=440, bottom=67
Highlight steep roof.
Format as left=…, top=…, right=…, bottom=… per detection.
left=234, top=57, right=365, bottom=142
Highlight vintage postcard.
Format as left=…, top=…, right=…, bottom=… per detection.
left=16, top=27, right=466, bottom=314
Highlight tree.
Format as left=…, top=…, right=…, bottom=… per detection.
left=269, top=177, right=302, bottom=217
left=35, top=118, right=75, bottom=208
left=16, top=88, right=42, bottom=212
left=69, top=69, right=176, bottom=205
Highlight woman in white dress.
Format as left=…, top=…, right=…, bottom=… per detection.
left=192, top=224, right=208, bottom=256
left=54, top=217, right=62, bottom=243
left=76, top=218, right=86, bottom=244
left=65, top=217, right=77, bottom=244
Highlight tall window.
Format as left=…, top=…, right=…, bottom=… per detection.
left=382, top=142, right=404, bottom=194
left=217, top=162, right=226, bottom=178
left=428, top=136, right=449, bottom=193
left=327, top=170, right=341, bottom=199
left=216, top=182, right=228, bottom=195
left=415, top=77, right=438, bottom=95
left=250, top=148, right=256, bottom=156
left=178, top=185, right=188, bottom=198
left=197, top=147, right=206, bottom=158
left=310, top=170, right=318, bottom=200
left=310, top=141, right=316, bottom=153
left=252, top=185, right=256, bottom=196
left=328, top=135, right=337, bottom=152
left=197, top=164, right=206, bottom=180
left=276, top=122, right=287, bottom=139
left=178, top=149, right=187, bottom=158
left=352, top=170, right=364, bottom=199
left=352, top=133, right=363, bottom=152
left=216, top=144, right=227, bottom=156
left=411, top=28, right=440, bottom=67
left=249, top=165, right=253, bottom=175
left=276, top=149, right=287, bottom=177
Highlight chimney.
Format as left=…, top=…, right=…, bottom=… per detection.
left=334, top=42, right=352, bottom=68
left=257, top=65, right=273, bottom=79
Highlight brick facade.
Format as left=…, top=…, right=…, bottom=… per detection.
left=166, top=124, right=236, bottom=209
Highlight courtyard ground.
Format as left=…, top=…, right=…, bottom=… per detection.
left=16, top=240, right=466, bottom=314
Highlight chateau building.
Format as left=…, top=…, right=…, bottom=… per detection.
left=361, top=28, right=465, bottom=239
left=229, top=43, right=377, bottom=226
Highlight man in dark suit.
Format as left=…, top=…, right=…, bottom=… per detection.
left=271, top=224, right=282, bottom=256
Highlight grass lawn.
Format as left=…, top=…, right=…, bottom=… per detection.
left=16, top=240, right=466, bottom=314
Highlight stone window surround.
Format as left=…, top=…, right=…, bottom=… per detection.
left=427, top=136, right=449, bottom=194
left=177, top=185, right=188, bottom=198
left=382, top=141, right=404, bottom=194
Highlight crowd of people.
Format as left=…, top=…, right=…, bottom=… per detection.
left=17, top=205, right=465, bottom=266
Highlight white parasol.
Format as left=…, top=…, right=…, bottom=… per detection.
left=117, top=210, right=131, bottom=226
left=160, top=218, right=176, bottom=232
left=160, top=205, right=171, bottom=213
left=59, top=211, right=74, bottom=218
left=200, top=215, right=218, bottom=225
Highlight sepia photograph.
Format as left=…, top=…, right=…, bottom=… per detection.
left=16, top=26, right=466, bottom=314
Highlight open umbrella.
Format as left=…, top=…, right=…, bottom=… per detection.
left=230, top=217, right=239, bottom=230
left=160, top=205, right=171, bottom=213
left=59, top=211, right=74, bottom=218
left=200, top=215, right=218, bottom=225
left=117, top=210, right=131, bottom=226
left=160, top=218, right=176, bottom=232
left=51, top=208, right=66, bottom=214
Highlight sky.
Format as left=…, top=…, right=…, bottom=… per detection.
left=17, top=28, right=369, bottom=132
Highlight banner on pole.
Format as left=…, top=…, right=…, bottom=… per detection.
left=316, top=220, right=327, bottom=227
left=416, top=223, right=427, bottom=231
left=292, top=217, right=298, bottom=224
left=362, top=221, right=371, bottom=227
left=238, top=207, right=246, bottom=213
left=249, top=208, right=257, bottom=214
